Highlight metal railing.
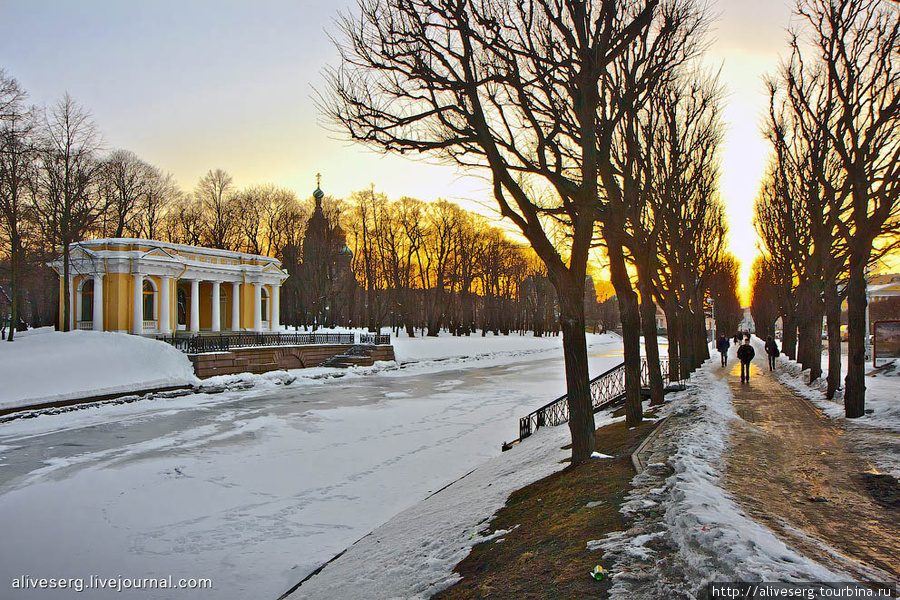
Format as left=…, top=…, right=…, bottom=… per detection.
left=156, top=331, right=359, bottom=354
left=359, top=333, right=391, bottom=345
left=517, top=358, right=681, bottom=442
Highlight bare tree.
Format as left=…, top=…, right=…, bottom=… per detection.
left=0, top=70, right=36, bottom=341
left=750, top=256, right=780, bottom=339
left=777, top=0, right=900, bottom=415
left=195, top=168, right=238, bottom=250
left=139, top=167, right=180, bottom=240
left=33, top=94, right=103, bottom=331
left=97, top=149, right=151, bottom=238
left=321, top=0, right=711, bottom=463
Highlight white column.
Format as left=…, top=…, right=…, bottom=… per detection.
left=132, top=273, right=144, bottom=335
left=211, top=281, right=221, bottom=332
left=253, top=283, right=262, bottom=332
left=92, top=274, right=104, bottom=331
left=271, top=284, right=281, bottom=332
left=159, top=276, right=171, bottom=334
left=68, top=275, right=75, bottom=331
left=190, top=279, right=200, bottom=333
left=231, top=282, right=241, bottom=331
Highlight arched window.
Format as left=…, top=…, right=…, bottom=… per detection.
left=143, top=280, right=156, bottom=321
left=80, top=279, right=94, bottom=322
left=177, top=288, right=187, bottom=326
left=260, top=287, right=269, bottom=322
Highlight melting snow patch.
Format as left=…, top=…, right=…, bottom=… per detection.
left=594, top=363, right=845, bottom=600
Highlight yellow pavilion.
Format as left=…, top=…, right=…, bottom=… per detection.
left=49, top=239, right=289, bottom=335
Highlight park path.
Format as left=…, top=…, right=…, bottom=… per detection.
left=721, top=356, right=900, bottom=583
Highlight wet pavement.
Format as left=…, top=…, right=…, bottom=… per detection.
left=723, top=359, right=900, bottom=582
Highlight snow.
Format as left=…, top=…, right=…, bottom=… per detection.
left=767, top=337, right=900, bottom=478
left=291, top=407, right=628, bottom=600
left=9, top=328, right=883, bottom=599
left=593, top=361, right=845, bottom=599
left=290, top=425, right=572, bottom=599
left=0, top=329, right=625, bottom=600
left=1, top=328, right=620, bottom=414
left=0, top=328, right=198, bottom=411
left=770, top=341, right=900, bottom=435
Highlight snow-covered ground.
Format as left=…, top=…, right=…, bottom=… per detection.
left=770, top=340, right=900, bottom=435
left=290, top=408, right=627, bottom=599
left=596, top=364, right=846, bottom=599
left=758, top=336, right=900, bottom=478
left=298, top=355, right=863, bottom=600
left=0, top=328, right=198, bottom=411
left=0, top=327, right=593, bottom=413
left=0, top=330, right=623, bottom=600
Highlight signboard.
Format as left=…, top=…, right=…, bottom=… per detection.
left=873, top=320, right=900, bottom=367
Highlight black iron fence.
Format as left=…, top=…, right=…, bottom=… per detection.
left=517, top=358, right=683, bottom=442
left=359, top=333, right=391, bottom=345
left=155, top=331, right=392, bottom=354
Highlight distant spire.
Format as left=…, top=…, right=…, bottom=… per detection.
left=313, top=172, right=324, bottom=205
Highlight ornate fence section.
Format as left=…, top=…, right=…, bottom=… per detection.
left=517, top=358, right=679, bottom=442
left=156, top=332, right=365, bottom=354
left=359, top=333, right=392, bottom=345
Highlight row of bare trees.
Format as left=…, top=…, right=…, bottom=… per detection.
left=324, top=0, right=739, bottom=463
left=280, top=189, right=617, bottom=337
left=343, top=190, right=563, bottom=336
left=0, top=70, right=622, bottom=344
left=752, top=0, right=900, bottom=417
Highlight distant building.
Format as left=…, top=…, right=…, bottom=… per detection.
left=739, top=307, right=755, bottom=334
left=294, top=182, right=357, bottom=328
left=49, top=239, right=288, bottom=334
left=868, top=273, right=900, bottom=304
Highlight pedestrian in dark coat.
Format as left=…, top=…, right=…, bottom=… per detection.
left=765, top=336, right=780, bottom=371
left=716, top=334, right=731, bottom=367
left=736, top=338, right=755, bottom=383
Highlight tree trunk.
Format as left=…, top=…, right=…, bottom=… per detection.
left=557, top=284, right=595, bottom=466
left=62, top=244, right=71, bottom=332
left=824, top=281, right=842, bottom=400
left=637, top=261, right=664, bottom=405
left=664, top=302, right=681, bottom=382
left=692, top=295, right=710, bottom=366
left=796, top=281, right=823, bottom=382
left=679, top=309, right=694, bottom=377
left=607, top=241, right=643, bottom=427
left=7, top=234, right=20, bottom=342
left=782, top=311, right=797, bottom=361
left=844, top=252, right=867, bottom=418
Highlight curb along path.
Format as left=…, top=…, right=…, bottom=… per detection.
left=722, top=356, right=900, bottom=582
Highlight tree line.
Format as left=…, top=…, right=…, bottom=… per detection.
left=0, top=71, right=625, bottom=341
left=751, top=0, right=900, bottom=417
left=324, top=0, right=741, bottom=463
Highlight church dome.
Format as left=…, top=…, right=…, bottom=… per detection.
left=313, top=187, right=324, bottom=201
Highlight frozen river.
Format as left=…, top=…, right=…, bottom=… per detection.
left=0, top=341, right=623, bottom=599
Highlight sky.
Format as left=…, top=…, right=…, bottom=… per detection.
left=1, top=0, right=801, bottom=304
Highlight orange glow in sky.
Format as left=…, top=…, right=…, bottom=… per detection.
left=0, top=0, right=801, bottom=307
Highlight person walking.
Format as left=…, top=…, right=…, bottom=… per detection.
left=716, top=334, right=731, bottom=367
left=737, top=337, right=755, bottom=383
left=765, top=335, right=780, bottom=371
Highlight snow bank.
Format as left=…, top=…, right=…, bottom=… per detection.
left=773, top=348, right=900, bottom=435
left=288, top=424, right=574, bottom=599
left=0, top=329, right=198, bottom=411
left=595, top=362, right=843, bottom=599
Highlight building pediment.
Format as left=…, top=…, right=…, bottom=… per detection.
left=141, top=247, right=178, bottom=260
